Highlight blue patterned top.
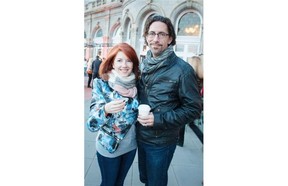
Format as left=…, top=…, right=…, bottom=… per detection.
left=86, top=78, right=139, bottom=155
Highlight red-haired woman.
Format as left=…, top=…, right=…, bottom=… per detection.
left=86, top=43, right=140, bottom=186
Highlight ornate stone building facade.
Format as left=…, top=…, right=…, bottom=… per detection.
left=84, top=0, right=203, bottom=62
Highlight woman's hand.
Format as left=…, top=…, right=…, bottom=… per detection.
left=104, top=99, right=126, bottom=114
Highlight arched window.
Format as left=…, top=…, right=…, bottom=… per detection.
left=93, top=28, right=103, bottom=59
left=123, top=18, right=131, bottom=44
left=177, top=12, right=201, bottom=36
left=94, top=28, right=103, bottom=45
left=96, top=29, right=103, bottom=37
left=139, top=13, right=156, bottom=59
left=126, top=22, right=131, bottom=42
left=112, top=27, right=121, bottom=44
left=175, top=11, right=202, bottom=61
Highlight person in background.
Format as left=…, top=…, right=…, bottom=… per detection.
left=92, top=50, right=102, bottom=80
left=188, top=55, right=204, bottom=144
left=136, top=15, right=202, bottom=186
left=86, top=58, right=93, bottom=88
left=86, top=43, right=140, bottom=186
left=84, top=58, right=88, bottom=77
left=188, top=55, right=203, bottom=83
left=188, top=55, right=203, bottom=97
left=177, top=55, right=204, bottom=146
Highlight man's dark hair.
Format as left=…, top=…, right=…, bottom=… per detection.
left=143, top=15, right=176, bottom=46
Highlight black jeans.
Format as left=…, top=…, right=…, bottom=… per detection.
left=177, top=125, right=185, bottom=146
left=87, top=74, right=92, bottom=87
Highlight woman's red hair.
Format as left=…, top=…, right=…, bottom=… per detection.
left=99, top=43, right=140, bottom=81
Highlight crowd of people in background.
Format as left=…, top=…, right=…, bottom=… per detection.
left=85, top=50, right=103, bottom=88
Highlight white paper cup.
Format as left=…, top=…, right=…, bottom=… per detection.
left=138, top=104, right=151, bottom=116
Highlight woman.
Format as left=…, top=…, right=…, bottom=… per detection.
left=86, top=43, right=140, bottom=186
left=177, top=55, right=204, bottom=146
left=188, top=55, right=204, bottom=143
left=188, top=55, right=203, bottom=99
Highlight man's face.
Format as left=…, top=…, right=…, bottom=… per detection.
left=146, top=21, right=173, bottom=58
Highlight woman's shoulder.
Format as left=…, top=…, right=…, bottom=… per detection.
left=95, top=78, right=106, bottom=83
left=94, top=78, right=109, bottom=89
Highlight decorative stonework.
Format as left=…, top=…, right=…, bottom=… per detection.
left=125, top=8, right=129, bottom=15
left=84, top=0, right=203, bottom=59
left=146, top=0, right=152, bottom=4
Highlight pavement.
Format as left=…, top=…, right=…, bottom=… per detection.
left=84, top=76, right=203, bottom=186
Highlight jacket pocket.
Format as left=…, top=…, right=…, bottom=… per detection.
left=153, top=79, right=178, bottom=99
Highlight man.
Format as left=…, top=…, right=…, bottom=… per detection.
left=92, top=50, right=102, bottom=80
left=136, top=15, right=203, bottom=186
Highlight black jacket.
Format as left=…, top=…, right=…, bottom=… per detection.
left=136, top=52, right=203, bottom=145
left=92, top=56, right=102, bottom=79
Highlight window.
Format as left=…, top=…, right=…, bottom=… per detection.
left=112, top=27, right=121, bottom=44
left=96, top=29, right=103, bottom=37
left=177, top=12, right=201, bottom=36
left=175, top=44, right=184, bottom=52
left=127, top=22, right=131, bottom=40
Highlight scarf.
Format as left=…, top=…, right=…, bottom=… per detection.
left=143, top=45, right=174, bottom=74
left=108, top=70, right=137, bottom=98
left=142, top=45, right=174, bottom=83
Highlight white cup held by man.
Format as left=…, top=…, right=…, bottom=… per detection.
left=138, top=104, right=151, bottom=116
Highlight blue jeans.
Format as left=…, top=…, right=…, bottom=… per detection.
left=137, top=142, right=177, bottom=186
left=97, top=149, right=136, bottom=186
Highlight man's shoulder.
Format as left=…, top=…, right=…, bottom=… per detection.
left=92, top=58, right=100, bottom=64
left=171, top=56, right=194, bottom=74
left=97, top=56, right=102, bottom=60
left=96, top=58, right=102, bottom=63
left=172, top=55, right=190, bottom=67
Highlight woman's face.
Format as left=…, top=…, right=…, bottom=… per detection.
left=112, top=51, right=133, bottom=77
